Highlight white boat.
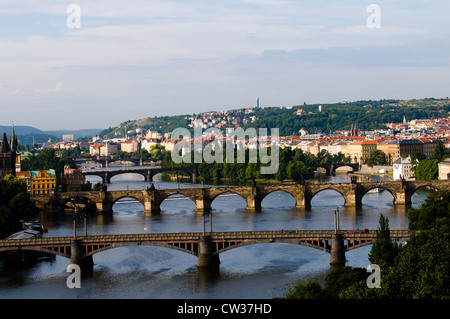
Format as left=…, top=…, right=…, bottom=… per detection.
left=6, top=229, right=42, bottom=240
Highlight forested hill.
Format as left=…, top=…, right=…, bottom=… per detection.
left=100, top=98, right=450, bottom=138
left=246, top=98, right=450, bottom=136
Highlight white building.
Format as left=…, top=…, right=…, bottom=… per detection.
left=393, top=156, right=414, bottom=180
left=100, top=143, right=119, bottom=157
left=120, top=140, right=139, bottom=153
left=438, top=159, right=450, bottom=180
left=141, top=138, right=159, bottom=152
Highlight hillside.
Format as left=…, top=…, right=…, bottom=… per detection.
left=0, top=126, right=101, bottom=145
left=98, top=98, right=450, bottom=138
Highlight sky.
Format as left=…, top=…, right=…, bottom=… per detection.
left=1, top=0, right=450, bottom=131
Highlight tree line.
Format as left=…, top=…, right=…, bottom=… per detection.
left=152, top=145, right=351, bottom=183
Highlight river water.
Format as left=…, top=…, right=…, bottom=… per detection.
left=0, top=172, right=427, bottom=299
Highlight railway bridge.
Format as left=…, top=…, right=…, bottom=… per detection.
left=0, top=229, right=415, bottom=270
left=30, top=179, right=450, bottom=214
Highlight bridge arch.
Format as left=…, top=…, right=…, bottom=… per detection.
left=158, top=193, right=197, bottom=211
left=360, top=185, right=396, bottom=203
left=111, top=195, right=146, bottom=208
left=210, top=191, right=248, bottom=209
left=334, top=164, right=357, bottom=173
left=82, top=242, right=199, bottom=258
left=260, top=190, right=297, bottom=208
left=216, top=239, right=330, bottom=254
left=109, top=172, right=146, bottom=182
left=310, top=187, right=346, bottom=206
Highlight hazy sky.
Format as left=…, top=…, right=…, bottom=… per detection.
left=1, top=0, right=450, bottom=130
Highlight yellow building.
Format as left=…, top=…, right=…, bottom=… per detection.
left=377, top=141, right=400, bottom=165
left=30, top=169, right=56, bottom=195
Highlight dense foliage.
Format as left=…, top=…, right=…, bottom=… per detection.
left=98, top=98, right=450, bottom=138
left=282, top=189, right=450, bottom=299
left=155, top=145, right=351, bottom=183
left=0, top=175, right=38, bottom=238
left=20, top=148, right=76, bottom=183
left=413, top=140, right=450, bottom=180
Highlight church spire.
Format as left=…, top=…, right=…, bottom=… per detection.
left=1, top=132, right=11, bottom=153
left=10, top=124, right=18, bottom=154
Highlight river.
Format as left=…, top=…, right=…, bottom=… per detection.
left=0, top=172, right=428, bottom=299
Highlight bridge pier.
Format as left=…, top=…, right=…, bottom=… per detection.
left=197, top=236, right=220, bottom=268
left=295, top=193, right=311, bottom=208
left=329, top=234, right=345, bottom=266
left=95, top=201, right=113, bottom=214
left=195, top=197, right=212, bottom=213
left=246, top=195, right=262, bottom=210
left=70, top=240, right=94, bottom=272
left=394, top=191, right=411, bottom=206
left=343, top=188, right=363, bottom=207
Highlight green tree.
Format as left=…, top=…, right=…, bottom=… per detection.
left=415, top=159, right=439, bottom=180
left=286, top=161, right=314, bottom=182
left=365, top=150, right=387, bottom=166
left=408, top=189, right=450, bottom=230
left=282, top=279, right=329, bottom=299
left=0, top=175, right=38, bottom=238
left=431, top=140, right=445, bottom=160
left=368, top=214, right=400, bottom=267
left=324, top=266, right=368, bottom=298
left=379, top=217, right=450, bottom=298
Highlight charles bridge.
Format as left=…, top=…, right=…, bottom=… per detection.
left=31, top=178, right=450, bottom=214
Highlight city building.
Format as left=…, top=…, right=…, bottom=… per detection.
left=347, top=140, right=377, bottom=164
left=399, top=139, right=424, bottom=156
left=438, top=159, right=450, bottom=180
left=60, top=165, right=86, bottom=192
left=16, top=170, right=31, bottom=193
left=100, top=143, right=119, bottom=157
left=419, top=138, right=437, bottom=158
left=120, top=140, right=140, bottom=153
left=377, top=140, right=401, bottom=165
left=30, top=169, right=57, bottom=195
left=393, top=156, right=414, bottom=180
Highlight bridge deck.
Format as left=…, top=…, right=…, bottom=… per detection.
left=0, top=230, right=414, bottom=248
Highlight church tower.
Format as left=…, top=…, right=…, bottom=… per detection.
left=0, top=131, right=17, bottom=178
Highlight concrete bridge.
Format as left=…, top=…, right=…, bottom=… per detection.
left=81, top=166, right=197, bottom=184
left=30, top=178, right=450, bottom=214
left=0, top=229, right=415, bottom=270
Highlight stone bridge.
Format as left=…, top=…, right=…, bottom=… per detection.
left=30, top=179, right=450, bottom=214
left=0, top=230, right=415, bottom=270
left=82, top=166, right=197, bottom=184
left=74, top=157, right=158, bottom=167
left=312, top=162, right=360, bottom=175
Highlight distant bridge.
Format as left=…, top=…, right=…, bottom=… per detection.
left=74, top=157, right=158, bottom=167
left=311, top=162, right=360, bottom=175
left=0, top=229, right=416, bottom=270
left=30, top=179, right=450, bottom=214
left=81, top=166, right=197, bottom=184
